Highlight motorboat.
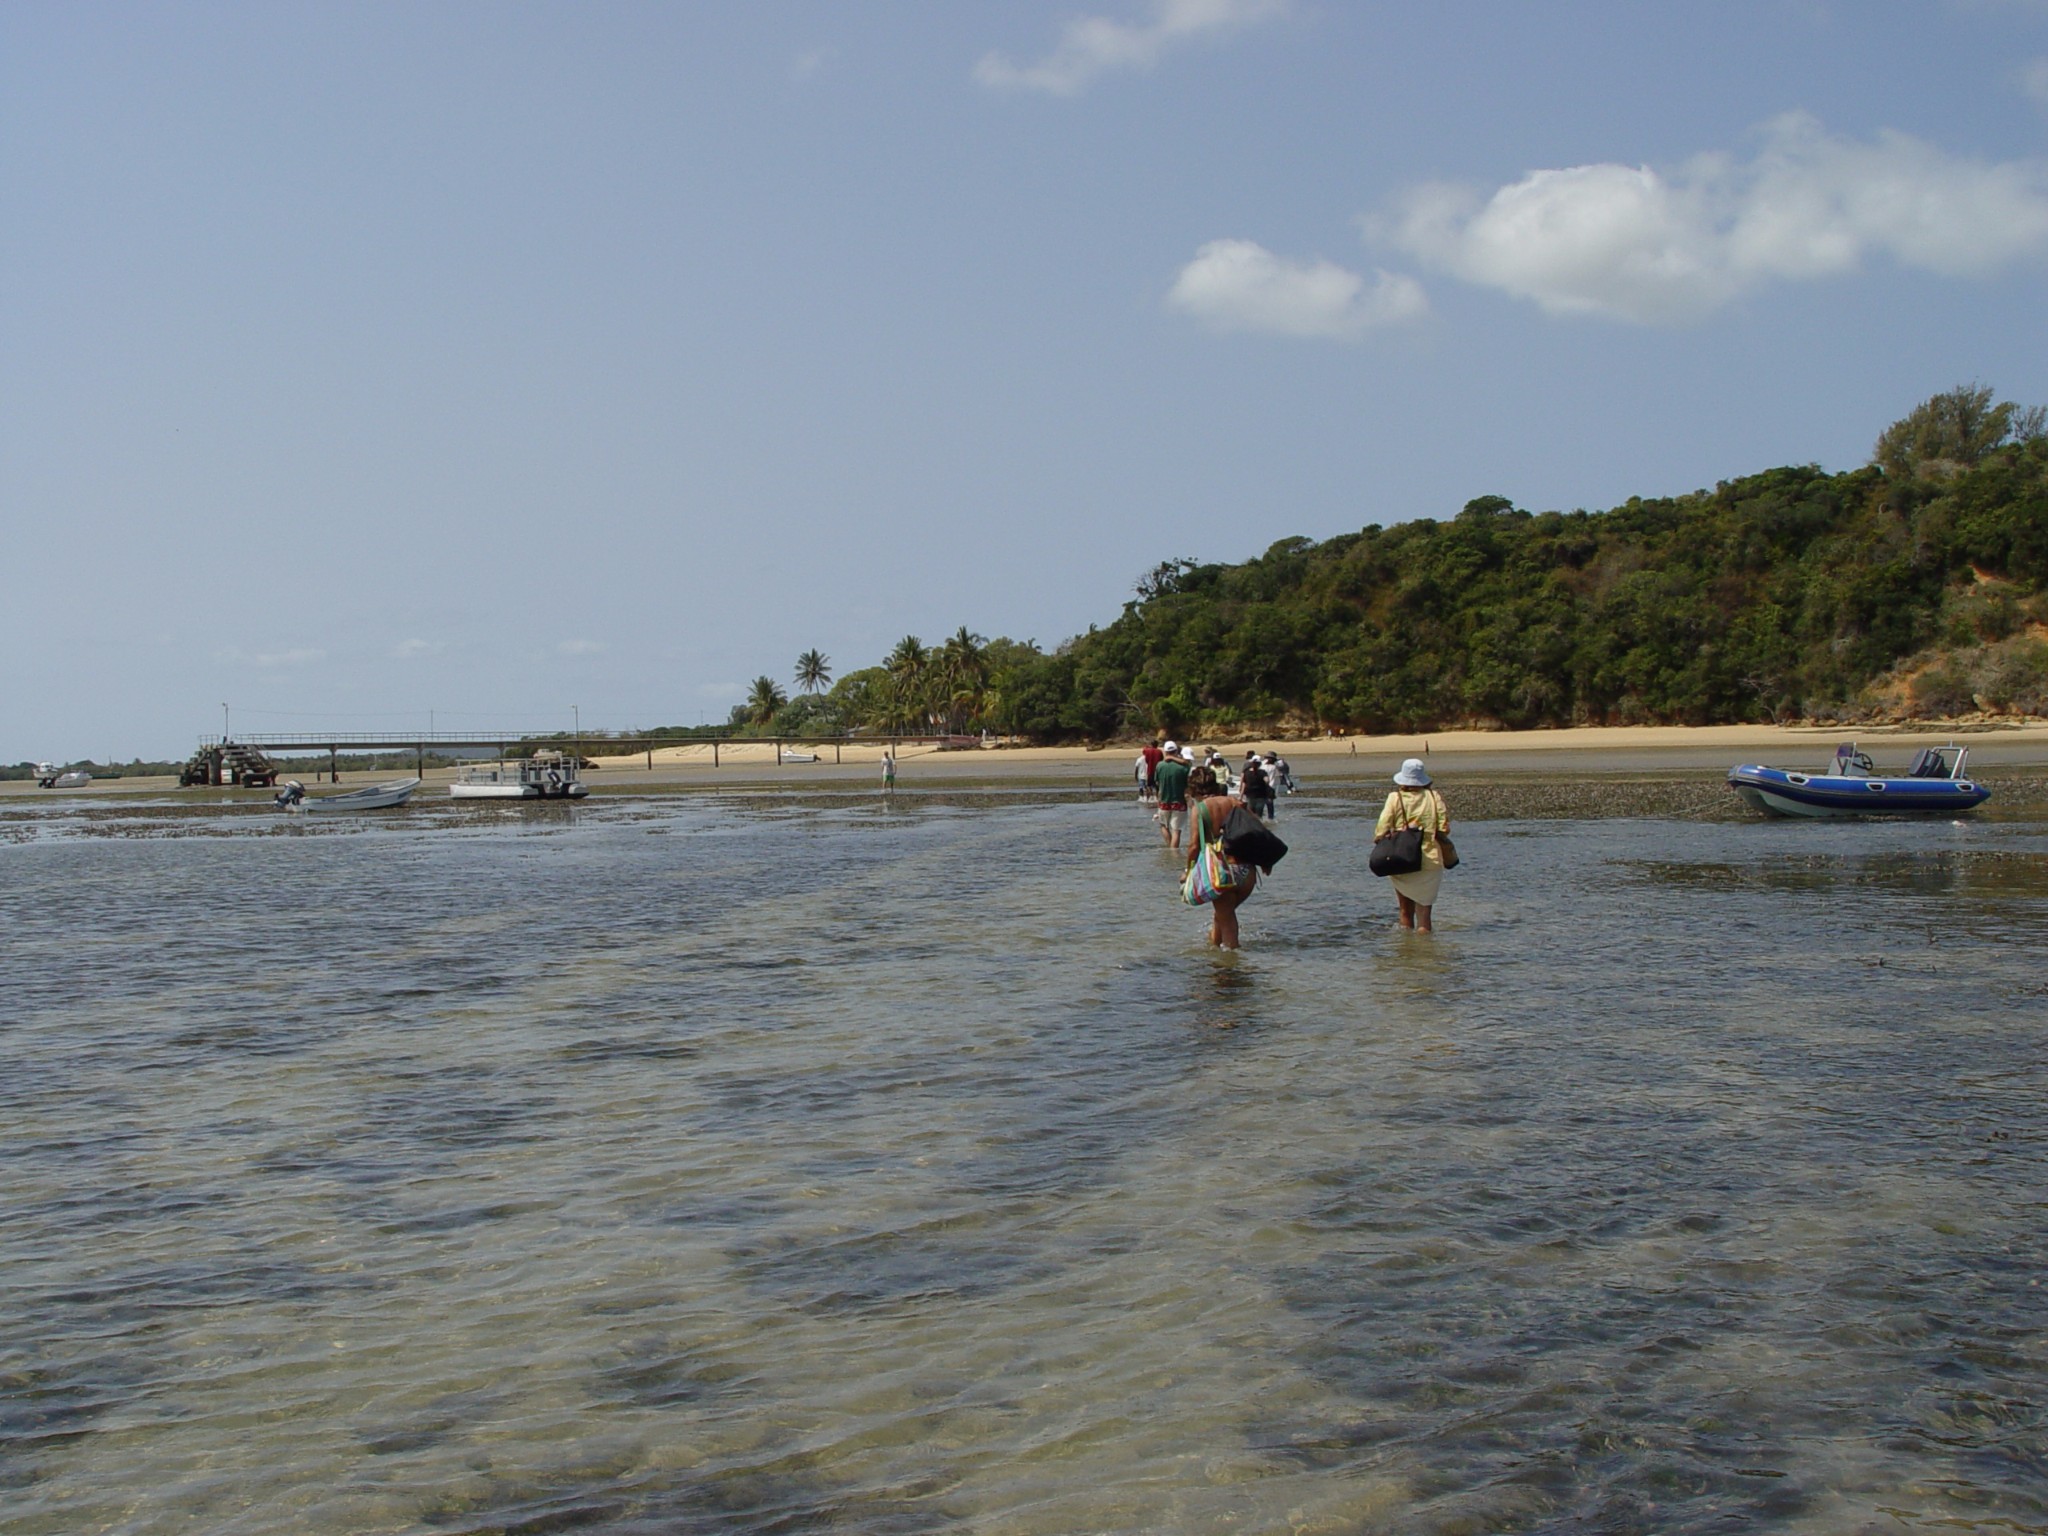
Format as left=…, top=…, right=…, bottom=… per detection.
left=282, top=778, right=421, bottom=813
left=1727, top=742, right=1990, bottom=817
left=34, top=763, right=92, bottom=789
left=449, top=750, right=589, bottom=801
left=779, top=749, right=820, bottom=763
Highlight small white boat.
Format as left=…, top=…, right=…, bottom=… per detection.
left=779, top=749, right=820, bottom=764
left=450, top=750, right=590, bottom=801
left=288, top=778, right=420, bottom=813
left=33, top=763, right=91, bottom=789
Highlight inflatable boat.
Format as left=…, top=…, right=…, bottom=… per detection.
left=1727, top=743, right=1990, bottom=818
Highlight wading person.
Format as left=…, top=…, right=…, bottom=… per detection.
left=1185, top=765, right=1256, bottom=949
left=1375, top=758, right=1450, bottom=933
left=1241, top=752, right=1274, bottom=820
left=1153, top=741, right=1191, bottom=851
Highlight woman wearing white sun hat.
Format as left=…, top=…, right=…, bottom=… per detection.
left=1375, top=758, right=1451, bottom=932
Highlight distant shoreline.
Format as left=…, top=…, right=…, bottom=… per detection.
left=11, top=721, right=2048, bottom=797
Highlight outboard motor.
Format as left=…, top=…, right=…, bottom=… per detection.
left=274, top=781, right=305, bottom=809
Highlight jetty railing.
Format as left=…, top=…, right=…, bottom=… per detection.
left=191, top=732, right=981, bottom=782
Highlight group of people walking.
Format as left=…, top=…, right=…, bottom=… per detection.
left=1136, top=740, right=1453, bottom=948
left=1136, top=741, right=1293, bottom=829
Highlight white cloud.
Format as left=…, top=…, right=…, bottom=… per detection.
left=1166, top=238, right=1428, bottom=339
left=215, top=646, right=327, bottom=668
left=390, top=637, right=441, bottom=659
left=2023, top=56, right=2048, bottom=106
left=976, top=0, right=1285, bottom=96
left=791, top=47, right=834, bottom=82
left=1381, top=114, right=2048, bottom=324
left=558, top=638, right=605, bottom=657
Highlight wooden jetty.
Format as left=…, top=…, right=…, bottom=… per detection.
left=181, top=732, right=969, bottom=785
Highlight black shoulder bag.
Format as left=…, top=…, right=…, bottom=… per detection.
left=1219, top=805, right=1288, bottom=874
left=1369, top=792, right=1425, bottom=877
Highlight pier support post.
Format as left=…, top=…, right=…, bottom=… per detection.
left=712, top=739, right=719, bottom=768
left=329, top=746, right=338, bottom=783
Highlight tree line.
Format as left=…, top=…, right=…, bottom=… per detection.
left=717, top=386, right=2048, bottom=742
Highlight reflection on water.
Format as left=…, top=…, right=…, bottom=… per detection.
left=3, top=791, right=2048, bottom=1534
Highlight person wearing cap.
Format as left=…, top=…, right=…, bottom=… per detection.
left=1153, top=741, right=1191, bottom=850
left=1138, top=737, right=1164, bottom=803
left=1375, top=758, right=1451, bottom=932
left=1241, top=751, right=1275, bottom=820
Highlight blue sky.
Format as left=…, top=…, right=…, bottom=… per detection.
left=6, top=1, right=2048, bottom=761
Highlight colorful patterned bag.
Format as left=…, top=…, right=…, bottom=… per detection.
left=1181, top=839, right=1235, bottom=905
left=1181, top=801, right=1246, bottom=905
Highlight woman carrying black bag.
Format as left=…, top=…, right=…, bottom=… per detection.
left=1374, top=758, right=1452, bottom=933
left=1184, top=765, right=1257, bottom=950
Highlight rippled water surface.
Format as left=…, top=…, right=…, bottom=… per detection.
left=4, top=782, right=2047, bottom=1534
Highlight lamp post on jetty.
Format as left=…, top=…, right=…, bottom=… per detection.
left=573, top=705, right=581, bottom=766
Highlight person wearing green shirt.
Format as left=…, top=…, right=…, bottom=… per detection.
left=1153, top=742, right=1192, bottom=851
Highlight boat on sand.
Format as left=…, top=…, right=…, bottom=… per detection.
left=449, top=750, right=590, bottom=801
left=1727, top=742, right=1990, bottom=817
left=279, top=778, right=421, bottom=813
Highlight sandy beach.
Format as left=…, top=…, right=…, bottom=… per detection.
left=583, top=720, right=2048, bottom=778
left=19, top=720, right=2048, bottom=798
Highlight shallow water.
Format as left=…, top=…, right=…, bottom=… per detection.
left=4, top=785, right=2047, bottom=1534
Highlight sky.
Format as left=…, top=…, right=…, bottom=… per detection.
left=6, top=0, right=2048, bottom=762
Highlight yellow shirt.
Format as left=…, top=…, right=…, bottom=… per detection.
left=1376, top=789, right=1449, bottom=862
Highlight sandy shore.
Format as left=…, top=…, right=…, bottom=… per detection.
left=577, top=721, right=2048, bottom=782
left=10, top=721, right=2047, bottom=799
left=587, top=720, right=2048, bottom=771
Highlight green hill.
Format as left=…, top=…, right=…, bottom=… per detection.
left=745, top=387, right=2048, bottom=744
left=981, top=386, right=2048, bottom=740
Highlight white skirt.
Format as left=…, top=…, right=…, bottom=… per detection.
left=1390, top=861, right=1443, bottom=906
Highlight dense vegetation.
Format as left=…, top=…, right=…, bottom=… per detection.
left=716, top=387, right=2048, bottom=743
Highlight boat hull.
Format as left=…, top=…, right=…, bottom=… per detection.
left=300, top=778, right=420, bottom=813
left=449, top=779, right=589, bottom=800
left=1727, top=765, right=1989, bottom=818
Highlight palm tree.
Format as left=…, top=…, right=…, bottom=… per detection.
left=793, top=648, right=832, bottom=695
left=849, top=673, right=893, bottom=733
left=937, top=626, right=985, bottom=686
left=884, top=636, right=930, bottom=728
left=936, top=627, right=987, bottom=732
left=885, top=635, right=927, bottom=681
left=746, top=675, right=787, bottom=726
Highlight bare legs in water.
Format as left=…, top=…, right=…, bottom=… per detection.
left=1396, top=891, right=1433, bottom=933
left=1208, top=871, right=1255, bottom=949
